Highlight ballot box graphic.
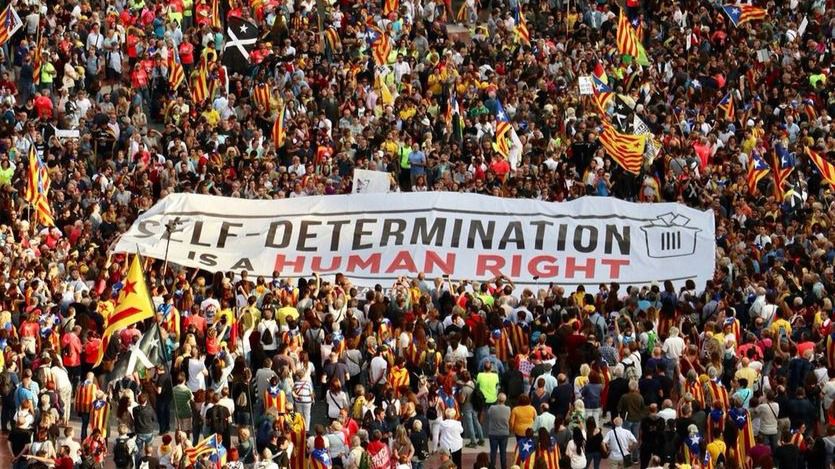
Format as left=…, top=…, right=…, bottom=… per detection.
left=640, top=213, right=701, bottom=258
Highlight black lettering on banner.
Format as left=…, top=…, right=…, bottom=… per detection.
left=381, top=219, right=407, bottom=247
left=265, top=221, right=292, bottom=248
left=191, top=221, right=212, bottom=247
left=230, top=257, right=254, bottom=271
left=411, top=217, right=446, bottom=247
left=297, top=220, right=322, bottom=251
left=326, top=220, right=351, bottom=251
left=199, top=253, right=218, bottom=267
left=218, top=222, right=243, bottom=248
left=450, top=219, right=463, bottom=248
left=530, top=220, right=554, bottom=250
left=573, top=225, right=598, bottom=253
left=467, top=220, right=495, bottom=249
left=556, top=224, right=567, bottom=251
left=353, top=219, right=375, bottom=250
left=498, top=221, right=525, bottom=250
left=604, top=225, right=630, bottom=255
left=136, top=220, right=160, bottom=239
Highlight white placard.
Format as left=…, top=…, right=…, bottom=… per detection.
left=578, top=76, right=594, bottom=95
left=353, top=169, right=391, bottom=194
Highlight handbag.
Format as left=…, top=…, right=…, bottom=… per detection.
left=613, top=428, right=634, bottom=468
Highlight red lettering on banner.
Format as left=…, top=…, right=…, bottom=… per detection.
left=274, top=254, right=306, bottom=273
left=601, top=259, right=630, bottom=277
left=312, top=256, right=341, bottom=272
left=424, top=251, right=455, bottom=275
left=346, top=253, right=382, bottom=273
left=510, top=254, right=522, bottom=278
left=528, top=256, right=559, bottom=277
left=475, top=255, right=505, bottom=277
left=565, top=257, right=595, bottom=278
left=385, top=251, right=418, bottom=273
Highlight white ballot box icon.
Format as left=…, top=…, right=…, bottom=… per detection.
left=640, top=214, right=701, bottom=258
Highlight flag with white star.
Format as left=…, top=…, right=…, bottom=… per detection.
left=222, top=17, right=258, bottom=73
left=108, top=323, right=165, bottom=383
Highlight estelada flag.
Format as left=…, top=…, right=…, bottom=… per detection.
left=92, top=253, right=155, bottom=367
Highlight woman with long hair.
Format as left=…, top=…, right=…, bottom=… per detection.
left=584, top=416, right=603, bottom=469
left=565, top=426, right=587, bottom=469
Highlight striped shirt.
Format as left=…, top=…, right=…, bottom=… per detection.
left=293, top=380, right=313, bottom=404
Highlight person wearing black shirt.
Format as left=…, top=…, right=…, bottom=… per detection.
left=639, top=404, right=665, bottom=469
left=137, top=445, right=160, bottom=469
left=774, top=432, right=799, bottom=469
left=155, top=364, right=173, bottom=435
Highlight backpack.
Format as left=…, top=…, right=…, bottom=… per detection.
left=113, top=437, right=131, bottom=467
left=358, top=450, right=371, bottom=469
left=384, top=399, right=398, bottom=422
left=262, top=326, right=274, bottom=345
left=422, top=351, right=439, bottom=376
left=235, top=388, right=248, bottom=408
left=79, top=456, right=97, bottom=469
left=645, top=330, right=658, bottom=354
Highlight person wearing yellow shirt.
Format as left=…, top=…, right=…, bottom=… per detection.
left=239, top=297, right=261, bottom=331
left=276, top=296, right=299, bottom=329
left=508, top=395, right=537, bottom=438
left=734, top=358, right=758, bottom=390
left=0, top=159, right=13, bottom=187
left=705, top=432, right=727, bottom=466
left=201, top=107, right=220, bottom=127
left=770, top=315, right=792, bottom=339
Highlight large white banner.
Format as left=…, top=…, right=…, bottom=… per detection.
left=114, top=193, right=715, bottom=291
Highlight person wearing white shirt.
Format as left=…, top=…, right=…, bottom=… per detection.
left=657, top=400, right=677, bottom=422
left=438, top=408, right=464, bottom=466
left=369, top=351, right=388, bottom=388
left=58, top=427, right=82, bottom=463
left=603, top=417, right=638, bottom=466
left=51, top=365, right=72, bottom=424
left=393, top=55, right=411, bottom=83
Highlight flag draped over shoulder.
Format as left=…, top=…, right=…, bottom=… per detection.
left=807, top=147, right=835, bottom=187
left=253, top=83, right=271, bottom=110
left=191, top=57, right=209, bottom=103
left=24, top=144, right=54, bottom=227
left=382, top=0, right=398, bottom=17
left=310, top=447, right=333, bottom=469
left=514, top=437, right=536, bottom=469
left=598, top=120, right=646, bottom=174
left=92, top=254, right=156, bottom=367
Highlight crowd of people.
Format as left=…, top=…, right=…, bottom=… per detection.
left=0, top=0, right=834, bottom=468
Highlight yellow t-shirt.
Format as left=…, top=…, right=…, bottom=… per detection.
left=706, top=439, right=726, bottom=463
left=770, top=318, right=792, bottom=338
left=277, top=305, right=299, bottom=327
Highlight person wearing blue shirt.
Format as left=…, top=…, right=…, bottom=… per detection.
left=14, top=369, right=39, bottom=410
left=408, top=143, right=426, bottom=187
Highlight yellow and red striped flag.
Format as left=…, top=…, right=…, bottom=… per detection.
left=806, top=147, right=835, bottom=187
left=382, top=0, right=398, bottom=16
left=210, top=0, right=222, bottom=29
left=272, top=105, right=286, bottom=149
left=168, top=54, right=185, bottom=91
left=253, top=83, right=271, bottom=110
left=92, top=253, right=156, bottom=367
left=616, top=11, right=639, bottom=57
left=0, top=5, right=23, bottom=47
left=190, top=61, right=209, bottom=103
left=24, top=144, right=54, bottom=226
left=598, top=120, right=646, bottom=174
left=186, top=433, right=219, bottom=464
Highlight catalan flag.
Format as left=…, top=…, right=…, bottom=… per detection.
left=186, top=433, right=219, bottom=464
left=730, top=407, right=755, bottom=467
left=264, top=385, right=287, bottom=412
left=253, top=83, right=271, bottom=110
left=826, top=332, right=835, bottom=370
left=513, top=5, right=530, bottom=45
left=707, top=380, right=730, bottom=410
left=772, top=143, right=795, bottom=201
left=75, top=379, right=98, bottom=415
left=377, top=72, right=394, bottom=106
left=616, top=11, right=639, bottom=58
left=717, top=92, right=734, bottom=120
left=92, top=253, right=156, bottom=367
left=493, top=100, right=512, bottom=157
left=806, top=147, right=835, bottom=187
left=289, top=412, right=307, bottom=469
left=704, top=452, right=715, bottom=469
left=537, top=438, right=561, bottom=469
left=0, top=5, right=22, bottom=48
left=388, top=365, right=409, bottom=396
left=24, top=144, right=54, bottom=227
left=89, top=398, right=109, bottom=437
left=272, top=105, right=286, bottom=149
left=310, top=447, right=333, bottom=469
left=722, top=4, right=767, bottom=27
left=190, top=61, right=209, bottom=103
left=210, top=0, right=222, bottom=29
left=32, top=27, right=42, bottom=86
left=514, top=437, right=536, bottom=469
left=366, top=25, right=391, bottom=66
left=598, top=120, right=646, bottom=174
left=168, top=54, right=185, bottom=91
left=382, top=0, right=398, bottom=17
left=324, top=27, right=341, bottom=55
left=747, top=151, right=770, bottom=194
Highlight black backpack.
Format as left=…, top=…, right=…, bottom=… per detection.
left=262, top=327, right=274, bottom=345
left=0, top=371, right=13, bottom=396
left=113, top=437, right=131, bottom=467
left=422, top=351, right=439, bottom=376
left=470, top=386, right=486, bottom=412
left=505, top=369, right=524, bottom=400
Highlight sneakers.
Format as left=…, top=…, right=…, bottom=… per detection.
left=466, top=442, right=478, bottom=448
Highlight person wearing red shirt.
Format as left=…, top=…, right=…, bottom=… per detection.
left=489, top=154, right=510, bottom=181
left=179, top=38, right=195, bottom=72
left=19, top=312, right=41, bottom=355
left=33, top=91, right=53, bottom=120
left=82, top=333, right=102, bottom=375
left=61, top=325, right=83, bottom=380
